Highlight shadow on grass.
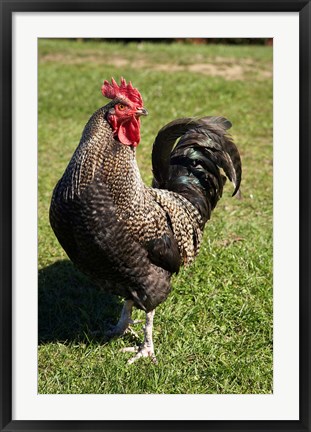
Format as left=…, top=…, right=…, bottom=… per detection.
left=38, top=260, right=123, bottom=344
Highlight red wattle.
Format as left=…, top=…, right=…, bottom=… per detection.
left=117, top=117, right=141, bottom=147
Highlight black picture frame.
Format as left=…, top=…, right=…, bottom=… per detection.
left=1, top=1, right=310, bottom=431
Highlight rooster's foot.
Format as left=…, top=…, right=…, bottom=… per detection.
left=120, top=309, right=157, bottom=364
left=124, top=325, right=141, bottom=340
left=105, top=300, right=136, bottom=338
left=120, top=344, right=157, bottom=364
left=106, top=299, right=143, bottom=339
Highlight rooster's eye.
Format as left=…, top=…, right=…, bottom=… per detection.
left=118, top=104, right=126, bottom=110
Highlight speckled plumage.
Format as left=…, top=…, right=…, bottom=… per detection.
left=50, top=102, right=242, bottom=314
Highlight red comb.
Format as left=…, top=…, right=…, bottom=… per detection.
left=101, top=77, right=143, bottom=105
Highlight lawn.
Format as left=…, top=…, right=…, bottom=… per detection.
left=38, top=39, right=273, bottom=394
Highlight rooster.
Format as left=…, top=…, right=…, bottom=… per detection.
left=49, top=78, right=242, bottom=364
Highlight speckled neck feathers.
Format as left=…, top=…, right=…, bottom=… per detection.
left=58, top=107, right=144, bottom=202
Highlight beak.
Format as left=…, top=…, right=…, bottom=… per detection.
left=136, top=107, right=148, bottom=117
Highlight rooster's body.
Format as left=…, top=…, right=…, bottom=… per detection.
left=50, top=78, right=242, bottom=363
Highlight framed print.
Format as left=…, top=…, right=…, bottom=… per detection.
left=1, top=1, right=310, bottom=431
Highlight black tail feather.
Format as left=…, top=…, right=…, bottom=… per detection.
left=152, top=116, right=242, bottom=224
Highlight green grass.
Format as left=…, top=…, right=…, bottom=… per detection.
left=38, top=39, right=273, bottom=394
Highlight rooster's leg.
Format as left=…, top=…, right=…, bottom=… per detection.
left=107, top=299, right=135, bottom=337
left=121, top=309, right=157, bottom=364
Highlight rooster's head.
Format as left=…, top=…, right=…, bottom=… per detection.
left=102, top=77, right=148, bottom=147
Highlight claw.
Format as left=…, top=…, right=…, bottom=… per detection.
left=106, top=325, right=139, bottom=339
left=120, top=344, right=157, bottom=364
left=120, top=346, right=139, bottom=353
left=126, top=326, right=140, bottom=339
left=127, top=346, right=157, bottom=365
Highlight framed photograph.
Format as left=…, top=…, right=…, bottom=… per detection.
left=1, top=1, right=310, bottom=431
